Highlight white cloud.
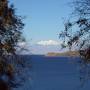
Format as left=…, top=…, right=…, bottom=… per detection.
left=18, top=42, right=26, bottom=47
left=16, top=42, right=31, bottom=54
left=37, top=40, right=61, bottom=46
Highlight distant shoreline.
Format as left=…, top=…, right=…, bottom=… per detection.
left=45, top=51, right=80, bottom=57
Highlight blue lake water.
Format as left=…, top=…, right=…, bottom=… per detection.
left=15, top=55, right=90, bottom=90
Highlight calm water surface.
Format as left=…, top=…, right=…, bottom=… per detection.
left=15, top=55, right=90, bottom=90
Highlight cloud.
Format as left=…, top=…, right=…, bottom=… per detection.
left=18, top=42, right=27, bottom=47
left=37, top=40, right=60, bottom=46
left=16, top=42, right=31, bottom=54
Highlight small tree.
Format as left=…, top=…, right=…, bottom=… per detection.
left=59, top=0, right=90, bottom=61
left=0, top=0, right=29, bottom=90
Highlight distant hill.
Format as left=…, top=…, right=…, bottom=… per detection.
left=46, top=51, right=79, bottom=57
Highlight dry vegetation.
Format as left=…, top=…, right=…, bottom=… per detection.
left=46, top=51, right=79, bottom=57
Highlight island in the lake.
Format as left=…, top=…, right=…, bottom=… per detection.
left=46, top=51, right=79, bottom=57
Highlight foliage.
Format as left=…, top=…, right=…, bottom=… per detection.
left=59, top=0, right=90, bottom=60
left=0, top=0, right=30, bottom=90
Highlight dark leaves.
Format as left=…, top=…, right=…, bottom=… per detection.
left=59, top=0, right=90, bottom=60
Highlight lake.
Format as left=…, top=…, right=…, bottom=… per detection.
left=15, top=55, right=90, bottom=90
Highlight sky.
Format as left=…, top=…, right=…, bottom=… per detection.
left=10, top=0, right=73, bottom=54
